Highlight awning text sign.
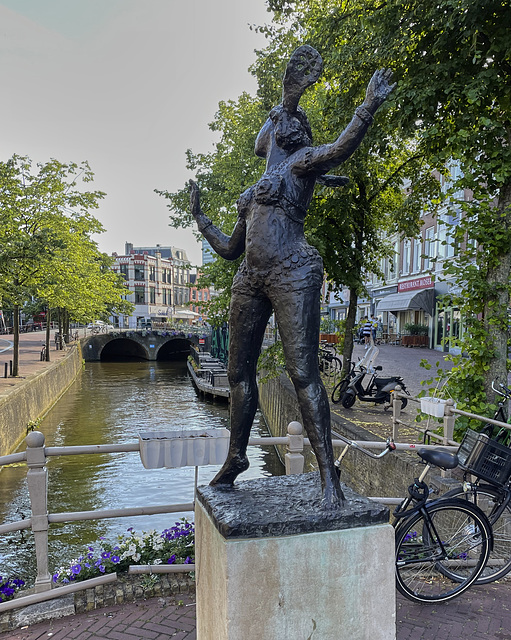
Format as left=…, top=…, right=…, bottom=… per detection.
left=398, top=276, right=433, bottom=293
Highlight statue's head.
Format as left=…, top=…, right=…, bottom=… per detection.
left=255, top=45, right=322, bottom=158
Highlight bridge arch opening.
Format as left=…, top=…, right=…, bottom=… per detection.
left=157, top=338, right=190, bottom=361
left=100, top=338, right=149, bottom=361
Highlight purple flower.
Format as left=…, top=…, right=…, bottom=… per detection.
left=111, top=556, right=120, bottom=564
left=167, top=555, right=176, bottom=565
left=184, top=557, right=192, bottom=564
left=52, top=574, right=59, bottom=583
left=99, top=565, right=106, bottom=573
left=71, top=564, right=81, bottom=575
left=101, top=551, right=111, bottom=559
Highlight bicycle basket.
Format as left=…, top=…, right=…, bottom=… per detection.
left=457, top=428, right=511, bottom=487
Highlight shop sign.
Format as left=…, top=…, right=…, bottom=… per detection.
left=371, top=286, right=398, bottom=297
left=398, top=276, right=433, bottom=292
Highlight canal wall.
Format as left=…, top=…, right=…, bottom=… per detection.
left=257, top=373, right=423, bottom=499
left=0, top=343, right=83, bottom=457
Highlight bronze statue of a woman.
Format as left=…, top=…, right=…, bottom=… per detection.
left=190, top=45, right=395, bottom=508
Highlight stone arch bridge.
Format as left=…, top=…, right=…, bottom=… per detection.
left=82, top=330, right=208, bottom=362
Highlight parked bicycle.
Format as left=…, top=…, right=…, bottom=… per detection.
left=436, top=381, right=511, bottom=584
left=334, top=434, right=493, bottom=604
left=318, top=345, right=342, bottom=379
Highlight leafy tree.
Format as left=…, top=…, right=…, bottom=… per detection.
left=339, top=0, right=511, bottom=410
left=0, top=155, right=132, bottom=374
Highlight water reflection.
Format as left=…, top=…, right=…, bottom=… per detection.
left=0, top=360, right=283, bottom=582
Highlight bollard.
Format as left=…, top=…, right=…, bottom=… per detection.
left=9, top=360, right=12, bottom=375
left=4, top=362, right=7, bottom=378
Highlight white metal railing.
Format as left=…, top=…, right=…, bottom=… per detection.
left=2, top=392, right=506, bottom=613
left=391, top=386, right=511, bottom=445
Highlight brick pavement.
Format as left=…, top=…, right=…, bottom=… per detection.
left=2, top=586, right=511, bottom=639
left=0, top=594, right=197, bottom=640
left=2, top=336, right=511, bottom=638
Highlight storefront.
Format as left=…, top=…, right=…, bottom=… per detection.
left=376, top=277, right=436, bottom=345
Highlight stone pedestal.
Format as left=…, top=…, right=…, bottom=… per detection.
left=195, top=473, right=395, bottom=640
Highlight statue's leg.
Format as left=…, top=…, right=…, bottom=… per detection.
left=210, top=291, right=272, bottom=486
left=273, top=284, right=344, bottom=508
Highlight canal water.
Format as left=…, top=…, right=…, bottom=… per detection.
left=0, top=359, right=283, bottom=584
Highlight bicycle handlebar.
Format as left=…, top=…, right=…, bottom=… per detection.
left=335, top=434, right=396, bottom=459
left=492, top=380, right=511, bottom=398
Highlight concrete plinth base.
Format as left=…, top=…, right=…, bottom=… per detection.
left=196, top=473, right=395, bottom=640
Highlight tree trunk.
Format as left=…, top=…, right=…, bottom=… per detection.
left=483, top=181, right=511, bottom=400
left=45, top=307, right=51, bottom=362
left=12, top=305, right=20, bottom=377
left=341, top=288, right=358, bottom=371
left=63, top=309, right=70, bottom=344
left=57, top=308, right=63, bottom=350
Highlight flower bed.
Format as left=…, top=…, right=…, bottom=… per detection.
left=0, top=577, right=25, bottom=603
left=52, top=520, right=194, bottom=586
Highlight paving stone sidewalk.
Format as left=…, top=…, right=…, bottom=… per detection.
left=2, top=586, right=511, bottom=639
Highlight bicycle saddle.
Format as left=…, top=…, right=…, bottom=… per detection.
left=418, top=448, right=458, bottom=470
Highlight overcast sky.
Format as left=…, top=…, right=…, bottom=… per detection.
left=0, top=0, right=271, bottom=266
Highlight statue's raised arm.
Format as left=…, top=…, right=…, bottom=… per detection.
left=189, top=180, right=246, bottom=261
left=292, top=68, right=396, bottom=177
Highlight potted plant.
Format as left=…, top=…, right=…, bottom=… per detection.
left=402, top=323, right=429, bottom=347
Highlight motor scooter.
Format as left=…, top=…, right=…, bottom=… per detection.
left=340, top=348, right=409, bottom=410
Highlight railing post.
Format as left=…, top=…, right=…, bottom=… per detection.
left=285, top=421, right=304, bottom=475
left=392, top=385, right=402, bottom=441
left=443, top=399, right=456, bottom=444
left=26, top=431, right=52, bottom=593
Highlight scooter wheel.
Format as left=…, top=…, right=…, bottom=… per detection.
left=400, top=397, right=408, bottom=410
left=341, top=391, right=356, bottom=408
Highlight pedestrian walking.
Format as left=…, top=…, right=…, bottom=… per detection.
left=362, top=316, right=373, bottom=348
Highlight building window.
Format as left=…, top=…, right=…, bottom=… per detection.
left=149, top=266, right=156, bottom=282
left=135, top=287, right=145, bottom=304
left=120, top=264, right=128, bottom=279
left=424, top=227, right=436, bottom=271
left=412, top=238, right=421, bottom=273
left=402, top=240, right=411, bottom=275
left=163, top=288, right=171, bottom=305
left=149, top=288, right=156, bottom=304
left=134, top=266, right=144, bottom=281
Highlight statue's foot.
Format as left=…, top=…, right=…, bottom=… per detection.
left=210, top=454, right=249, bottom=486
left=320, top=477, right=345, bottom=511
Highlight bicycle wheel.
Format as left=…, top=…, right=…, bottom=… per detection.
left=395, top=499, right=491, bottom=603
left=327, top=356, right=342, bottom=378
left=441, top=484, right=511, bottom=583
left=341, top=390, right=356, bottom=408
left=331, top=377, right=349, bottom=404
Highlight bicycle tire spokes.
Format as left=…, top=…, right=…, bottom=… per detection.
left=395, top=500, right=491, bottom=603
left=442, top=484, right=511, bottom=583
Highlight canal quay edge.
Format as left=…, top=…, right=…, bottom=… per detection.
left=0, top=342, right=83, bottom=458
left=258, top=373, right=426, bottom=500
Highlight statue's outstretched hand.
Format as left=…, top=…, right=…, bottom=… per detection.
left=189, top=180, right=201, bottom=220
left=365, top=69, right=396, bottom=110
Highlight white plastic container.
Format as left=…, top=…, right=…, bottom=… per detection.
left=138, top=428, right=230, bottom=469
left=420, top=397, right=448, bottom=418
